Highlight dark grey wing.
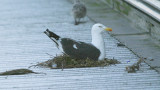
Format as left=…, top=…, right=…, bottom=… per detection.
left=61, top=38, right=100, bottom=60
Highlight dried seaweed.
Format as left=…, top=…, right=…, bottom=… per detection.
left=0, top=69, right=36, bottom=76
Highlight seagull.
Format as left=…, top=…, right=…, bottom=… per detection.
left=72, top=0, right=87, bottom=25
left=44, top=23, right=112, bottom=60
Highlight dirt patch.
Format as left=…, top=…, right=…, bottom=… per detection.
left=34, top=54, right=120, bottom=69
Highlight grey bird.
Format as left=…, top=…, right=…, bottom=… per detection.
left=72, top=0, right=87, bottom=25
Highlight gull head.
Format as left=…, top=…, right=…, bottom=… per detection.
left=92, top=23, right=112, bottom=34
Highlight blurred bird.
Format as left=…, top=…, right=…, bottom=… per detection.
left=72, top=0, right=87, bottom=25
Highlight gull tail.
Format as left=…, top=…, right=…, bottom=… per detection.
left=44, top=29, right=60, bottom=47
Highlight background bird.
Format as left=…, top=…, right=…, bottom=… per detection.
left=72, top=0, right=87, bottom=25
left=44, top=23, right=112, bottom=60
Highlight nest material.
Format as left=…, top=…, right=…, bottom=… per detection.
left=36, top=54, right=120, bottom=69
left=0, top=69, right=35, bottom=76
left=126, top=58, right=144, bottom=73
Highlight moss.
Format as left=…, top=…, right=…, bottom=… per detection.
left=0, top=69, right=35, bottom=76
left=36, top=54, right=120, bottom=69
left=113, top=0, right=131, bottom=15
left=122, top=3, right=131, bottom=15
left=89, top=2, right=100, bottom=7
left=106, top=0, right=111, bottom=4
left=115, top=0, right=121, bottom=11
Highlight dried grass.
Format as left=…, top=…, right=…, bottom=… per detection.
left=35, top=54, right=120, bottom=69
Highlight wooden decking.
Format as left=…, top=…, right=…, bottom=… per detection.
left=0, top=0, right=160, bottom=89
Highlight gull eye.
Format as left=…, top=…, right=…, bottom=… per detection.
left=99, top=26, right=102, bottom=28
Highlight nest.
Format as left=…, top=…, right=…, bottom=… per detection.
left=35, top=54, right=120, bottom=69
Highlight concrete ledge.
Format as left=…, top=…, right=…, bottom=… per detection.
left=101, top=0, right=160, bottom=41
left=142, top=0, right=160, bottom=12
left=124, top=0, right=160, bottom=23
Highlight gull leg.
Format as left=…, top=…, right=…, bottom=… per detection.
left=74, top=18, right=78, bottom=25
left=77, top=18, right=81, bottom=24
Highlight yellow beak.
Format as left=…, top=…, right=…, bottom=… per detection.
left=105, top=27, right=112, bottom=31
